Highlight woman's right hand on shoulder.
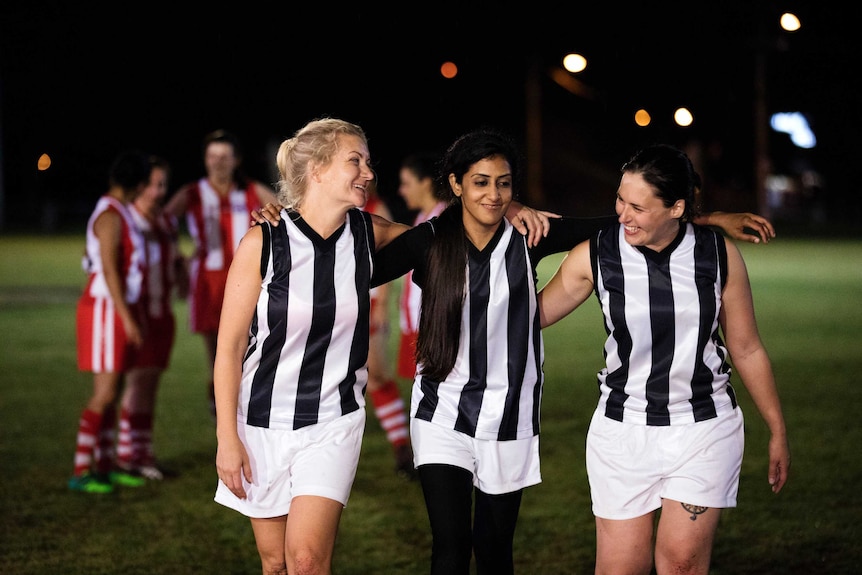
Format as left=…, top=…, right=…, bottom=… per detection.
left=250, top=203, right=284, bottom=227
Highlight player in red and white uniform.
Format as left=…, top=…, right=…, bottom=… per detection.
left=165, top=129, right=277, bottom=417
left=70, top=150, right=150, bottom=494
left=117, top=156, right=186, bottom=480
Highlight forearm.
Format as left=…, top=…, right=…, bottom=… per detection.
left=102, top=265, right=135, bottom=324
left=213, top=341, right=244, bottom=442
left=693, top=211, right=776, bottom=244
left=372, top=223, right=430, bottom=286
left=537, top=243, right=594, bottom=328
left=733, top=349, right=787, bottom=436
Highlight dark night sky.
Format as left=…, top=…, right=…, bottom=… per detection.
left=1, top=1, right=860, bottom=231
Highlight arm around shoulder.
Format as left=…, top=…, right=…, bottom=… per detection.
left=370, top=213, right=411, bottom=251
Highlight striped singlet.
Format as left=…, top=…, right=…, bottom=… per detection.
left=237, top=208, right=375, bottom=430
left=592, top=222, right=737, bottom=426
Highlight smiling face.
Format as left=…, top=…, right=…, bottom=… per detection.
left=315, top=133, right=374, bottom=211
left=449, top=154, right=513, bottom=248
left=615, top=171, right=685, bottom=252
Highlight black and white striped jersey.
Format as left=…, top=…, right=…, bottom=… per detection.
left=238, top=208, right=373, bottom=430
left=412, top=219, right=543, bottom=441
left=372, top=214, right=616, bottom=441
left=592, top=222, right=737, bottom=426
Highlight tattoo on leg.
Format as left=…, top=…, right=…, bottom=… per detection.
left=682, top=502, right=708, bottom=521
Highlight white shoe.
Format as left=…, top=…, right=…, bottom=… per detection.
left=136, top=464, right=165, bottom=481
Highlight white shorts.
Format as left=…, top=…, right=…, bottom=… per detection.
left=586, top=407, right=744, bottom=520
left=411, top=418, right=541, bottom=495
left=214, top=409, right=366, bottom=518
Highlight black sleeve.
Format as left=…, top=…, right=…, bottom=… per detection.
left=530, top=215, right=617, bottom=262
left=371, top=221, right=434, bottom=287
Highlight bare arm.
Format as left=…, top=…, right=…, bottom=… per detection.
left=163, top=186, right=194, bottom=279
left=214, top=225, right=264, bottom=499
left=720, top=238, right=790, bottom=493
left=94, top=209, right=142, bottom=347
left=251, top=198, right=558, bottom=251
left=163, top=184, right=190, bottom=220
left=537, top=240, right=595, bottom=328
left=694, top=211, right=776, bottom=244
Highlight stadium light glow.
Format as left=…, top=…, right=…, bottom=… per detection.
left=770, top=112, right=816, bottom=148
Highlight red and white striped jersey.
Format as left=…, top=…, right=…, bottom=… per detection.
left=184, top=178, right=263, bottom=272
left=82, top=195, right=144, bottom=304
left=130, top=204, right=179, bottom=319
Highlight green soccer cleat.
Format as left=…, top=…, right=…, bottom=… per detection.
left=68, top=473, right=114, bottom=494
left=109, top=469, right=147, bottom=488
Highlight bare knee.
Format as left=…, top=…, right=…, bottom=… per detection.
left=257, top=550, right=287, bottom=575
left=289, top=547, right=331, bottom=575
left=653, top=502, right=718, bottom=575
left=654, top=555, right=709, bottom=575
left=259, top=559, right=287, bottom=575
left=654, top=545, right=712, bottom=575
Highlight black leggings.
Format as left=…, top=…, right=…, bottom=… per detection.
left=418, top=463, right=523, bottom=575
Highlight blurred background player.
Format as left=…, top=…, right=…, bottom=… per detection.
left=395, top=152, right=448, bottom=380
left=165, top=129, right=278, bottom=418
left=116, top=155, right=187, bottom=480
left=363, top=175, right=415, bottom=479
left=70, top=150, right=150, bottom=493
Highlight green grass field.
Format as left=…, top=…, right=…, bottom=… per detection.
left=1, top=234, right=860, bottom=574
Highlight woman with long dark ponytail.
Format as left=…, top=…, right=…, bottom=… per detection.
left=373, top=130, right=776, bottom=575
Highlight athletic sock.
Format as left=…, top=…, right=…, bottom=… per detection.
left=95, top=406, right=117, bottom=475
left=73, top=409, right=102, bottom=477
left=369, top=380, right=409, bottom=448
left=117, top=407, right=133, bottom=468
left=132, top=412, right=155, bottom=466
left=117, top=409, right=154, bottom=469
